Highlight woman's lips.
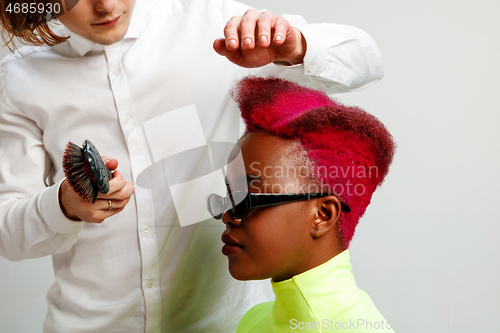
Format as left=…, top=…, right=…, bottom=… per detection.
left=93, top=15, right=121, bottom=27
left=222, top=244, right=243, bottom=256
left=222, top=233, right=244, bottom=256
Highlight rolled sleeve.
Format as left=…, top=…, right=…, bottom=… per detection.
left=281, top=14, right=385, bottom=93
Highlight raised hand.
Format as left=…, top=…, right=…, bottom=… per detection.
left=213, top=9, right=307, bottom=68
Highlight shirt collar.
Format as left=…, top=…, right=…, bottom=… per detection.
left=269, top=250, right=355, bottom=329
left=61, top=0, right=148, bottom=57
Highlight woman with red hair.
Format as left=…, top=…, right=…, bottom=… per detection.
left=207, top=77, right=396, bottom=332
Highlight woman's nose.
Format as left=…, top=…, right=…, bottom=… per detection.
left=221, top=210, right=242, bottom=227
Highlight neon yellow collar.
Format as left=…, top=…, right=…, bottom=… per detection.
left=237, top=250, right=394, bottom=332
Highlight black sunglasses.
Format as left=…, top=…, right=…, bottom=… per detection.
left=207, top=191, right=351, bottom=220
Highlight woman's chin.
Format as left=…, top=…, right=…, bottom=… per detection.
left=228, top=266, right=269, bottom=281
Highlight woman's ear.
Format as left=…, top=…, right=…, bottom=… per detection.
left=310, top=196, right=342, bottom=238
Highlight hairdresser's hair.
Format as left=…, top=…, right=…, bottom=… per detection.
left=232, top=76, right=396, bottom=248
left=0, top=0, right=68, bottom=50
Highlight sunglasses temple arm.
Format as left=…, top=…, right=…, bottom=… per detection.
left=251, top=194, right=317, bottom=208
left=252, top=194, right=351, bottom=213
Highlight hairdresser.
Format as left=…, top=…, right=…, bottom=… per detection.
left=0, top=0, right=384, bottom=332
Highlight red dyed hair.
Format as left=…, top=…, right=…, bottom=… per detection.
left=232, top=76, right=396, bottom=248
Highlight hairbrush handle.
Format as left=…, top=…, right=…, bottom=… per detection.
left=83, top=140, right=112, bottom=194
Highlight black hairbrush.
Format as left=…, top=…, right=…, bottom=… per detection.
left=62, top=140, right=112, bottom=203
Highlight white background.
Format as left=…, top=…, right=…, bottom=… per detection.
left=1, top=0, right=499, bottom=332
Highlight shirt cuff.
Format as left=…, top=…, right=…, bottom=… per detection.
left=271, top=26, right=325, bottom=77
left=295, top=25, right=325, bottom=77
left=38, top=179, right=85, bottom=234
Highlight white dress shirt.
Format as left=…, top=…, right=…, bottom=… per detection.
left=0, top=0, right=384, bottom=332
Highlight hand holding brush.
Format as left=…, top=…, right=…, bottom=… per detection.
left=63, top=140, right=112, bottom=204
left=59, top=140, right=135, bottom=223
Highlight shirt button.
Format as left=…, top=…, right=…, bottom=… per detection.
left=112, top=68, right=120, bottom=75
left=307, top=65, right=314, bottom=73
left=143, top=226, right=149, bottom=233
left=146, top=280, right=154, bottom=288
left=124, top=116, right=130, bottom=124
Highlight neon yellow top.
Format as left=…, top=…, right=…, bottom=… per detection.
left=236, top=250, right=395, bottom=333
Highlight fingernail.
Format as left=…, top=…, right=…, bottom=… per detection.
left=104, top=159, right=111, bottom=165
left=243, top=37, right=252, bottom=46
left=275, top=35, right=282, bottom=42
left=259, top=35, right=268, bottom=44
left=228, top=39, right=238, bottom=48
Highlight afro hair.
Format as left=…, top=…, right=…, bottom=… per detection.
left=232, top=76, right=396, bottom=248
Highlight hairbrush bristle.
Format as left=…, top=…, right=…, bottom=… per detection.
left=62, top=142, right=99, bottom=203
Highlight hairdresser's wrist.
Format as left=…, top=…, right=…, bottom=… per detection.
left=59, top=180, right=82, bottom=221
left=273, top=28, right=307, bottom=65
